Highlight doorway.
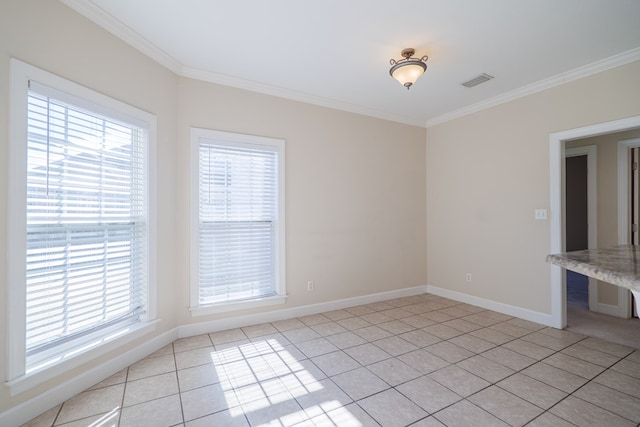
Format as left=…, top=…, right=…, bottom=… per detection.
left=549, top=116, right=640, bottom=329
left=564, top=147, right=597, bottom=312
left=618, top=138, right=640, bottom=318
left=561, top=133, right=634, bottom=319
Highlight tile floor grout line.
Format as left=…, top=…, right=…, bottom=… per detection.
left=228, top=313, right=618, bottom=426
left=171, top=341, right=187, bottom=427
left=561, top=365, right=640, bottom=425
left=474, top=332, right=638, bottom=426
left=49, top=402, right=64, bottom=427
left=524, top=409, right=581, bottom=427
left=430, top=397, right=503, bottom=427
left=346, top=391, right=386, bottom=427
left=495, top=339, right=587, bottom=404
left=545, top=392, right=634, bottom=426
left=116, top=365, right=129, bottom=426
left=25, top=295, right=640, bottom=427
left=378, top=313, right=596, bottom=425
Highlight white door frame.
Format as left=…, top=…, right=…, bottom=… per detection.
left=613, top=137, right=640, bottom=318
left=549, top=116, right=640, bottom=329
left=618, top=138, right=640, bottom=244
left=564, top=146, right=598, bottom=312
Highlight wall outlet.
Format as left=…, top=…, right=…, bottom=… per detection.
left=465, top=273, right=472, bottom=283
left=307, top=281, right=314, bottom=292
left=535, top=208, right=548, bottom=220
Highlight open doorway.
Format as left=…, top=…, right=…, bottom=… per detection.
left=550, top=116, right=640, bottom=348
left=549, top=116, right=640, bottom=329
left=564, top=147, right=597, bottom=312
left=564, top=133, right=640, bottom=320
left=618, top=138, right=640, bottom=318
left=565, top=154, right=588, bottom=309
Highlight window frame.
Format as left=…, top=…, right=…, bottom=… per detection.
left=7, top=59, right=157, bottom=394
left=189, top=127, right=286, bottom=316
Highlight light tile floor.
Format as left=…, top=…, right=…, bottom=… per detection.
left=22, top=294, right=640, bottom=427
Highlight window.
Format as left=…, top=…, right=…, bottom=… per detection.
left=190, top=128, right=286, bottom=315
left=8, top=60, right=156, bottom=390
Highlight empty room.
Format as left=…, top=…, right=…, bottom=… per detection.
left=2, top=1, right=640, bottom=426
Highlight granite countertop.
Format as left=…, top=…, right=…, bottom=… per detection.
left=546, top=245, right=640, bottom=293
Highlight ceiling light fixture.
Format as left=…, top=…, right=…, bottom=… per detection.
left=389, top=48, right=428, bottom=90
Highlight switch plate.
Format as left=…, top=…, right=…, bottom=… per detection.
left=535, top=209, right=548, bottom=220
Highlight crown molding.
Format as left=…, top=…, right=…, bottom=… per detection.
left=60, top=0, right=424, bottom=127
left=61, top=0, right=183, bottom=74
left=425, top=47, right=640, bottom=128
left=59, top=1, right=640, bottom=130
left=180, top=66, right=425, bottom=127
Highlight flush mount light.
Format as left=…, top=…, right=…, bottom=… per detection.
left=389, top=48, right=428, bottom=90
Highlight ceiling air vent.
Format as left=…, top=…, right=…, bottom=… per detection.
left=462, top=73, right=494, bottom=88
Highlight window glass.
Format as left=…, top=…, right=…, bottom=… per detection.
left=191, top=129, right=285, bottom=311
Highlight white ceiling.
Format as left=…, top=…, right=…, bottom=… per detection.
left=63, top=0, right=640, bottom=127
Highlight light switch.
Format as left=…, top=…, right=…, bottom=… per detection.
left=535, top=209, right=547, bottom=220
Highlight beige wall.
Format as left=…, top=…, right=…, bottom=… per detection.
left=0, top=0, right=427, bottom=415
left=566, top=129, right=640, bottom=305
left=175, top=79, right=427, bottom=325
left=426, top=61, right=640, bottom=314
left=0, top=0, right=179, bottom=413
left=3, top=0, right=639, bottom=420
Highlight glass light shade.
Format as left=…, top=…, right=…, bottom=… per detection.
left=391, top=62, right=426, bottom=88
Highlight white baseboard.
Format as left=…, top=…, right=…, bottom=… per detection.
left=597, top=302, right=630, bottom=319
left=0, top=328, right=178, bottom=427
left=2, top=284, right=428, bottom=426
left=427, top=285, right=555, bottom=327
left=178, top=285, right=429, bottom=338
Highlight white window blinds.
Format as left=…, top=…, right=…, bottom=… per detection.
left=25, top=82, right=147, bottom=364
left=197, top=141, right=279, bottom=305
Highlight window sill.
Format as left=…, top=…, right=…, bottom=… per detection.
left=5, top=320, right=158, bottom=396
left=190, top=294, right=287, bottom=317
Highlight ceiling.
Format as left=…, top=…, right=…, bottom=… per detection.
left=62, top=0, right=640, bottom=127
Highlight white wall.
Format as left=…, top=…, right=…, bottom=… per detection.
left=0, top=0, right=427, bottom=417
left=426, top=60, right=640, bottom=315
